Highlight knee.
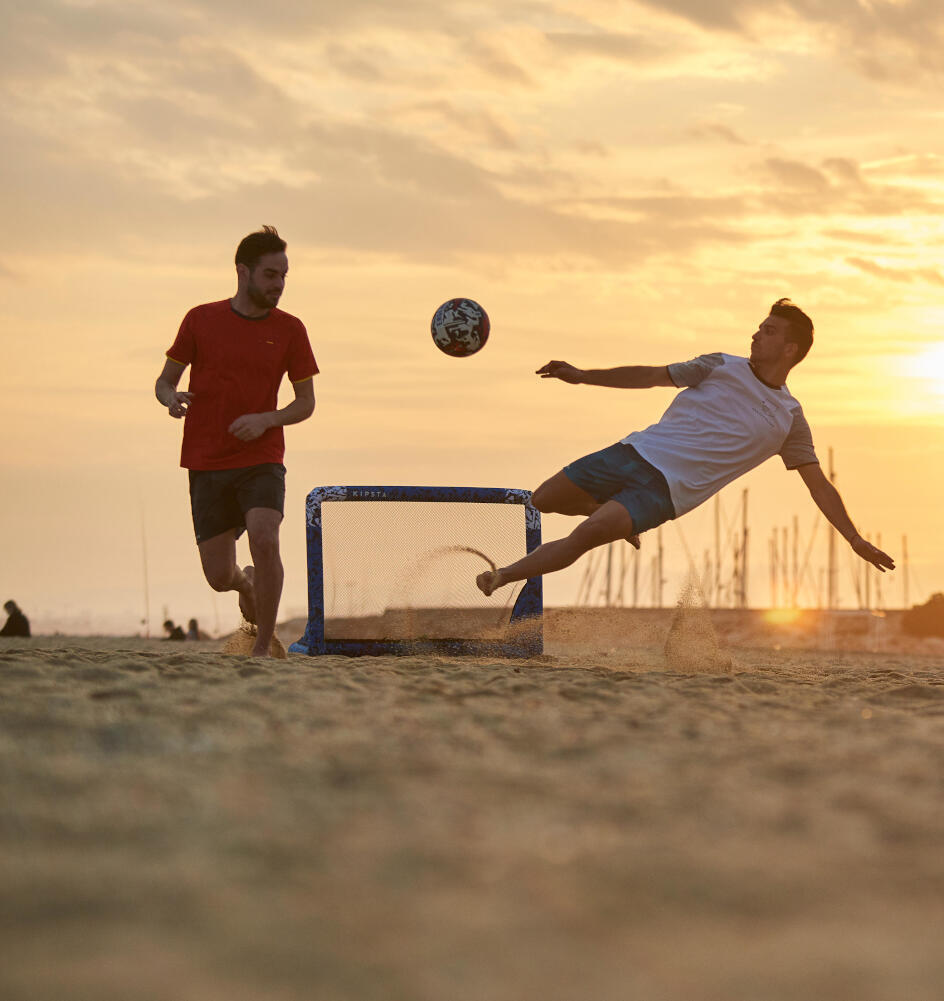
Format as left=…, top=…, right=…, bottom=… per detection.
left=531, top=470, right=602, bottom=518
left=204, top=567, right=236, bottom=592
left=248, top=528, right=281, bottom=561
left=531, top=482, right=555, bottom=513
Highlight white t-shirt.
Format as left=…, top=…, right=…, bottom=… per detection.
left=623, top=353, right=818, bottom=517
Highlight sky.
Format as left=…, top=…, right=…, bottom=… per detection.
left=1, top=0, right=943, bottom=636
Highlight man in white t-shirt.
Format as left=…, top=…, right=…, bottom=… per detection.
left=476, top=298, right=894, bottom=596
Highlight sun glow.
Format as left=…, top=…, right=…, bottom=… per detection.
left=904, top=343, right=944, bottom=392
left=762, top=608, right=803, bottom=626
left=913, top=343, right=944, bottom=378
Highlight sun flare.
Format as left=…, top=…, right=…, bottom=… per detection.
left=902, top=343, right=944, bottom=395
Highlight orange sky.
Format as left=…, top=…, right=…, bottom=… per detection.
left=2, top=0, right=943, bottom=635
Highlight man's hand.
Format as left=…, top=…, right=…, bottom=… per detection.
left=851, top=535, right=896, bottom=572
left=798, top=465, right=895, bottom=573
left=228, top=413, right=273, bottom=442
left=167, top=391, right=193, bottom=419
left=537, top=360, right=584, bottom=383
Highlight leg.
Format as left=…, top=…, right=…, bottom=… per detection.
left=477, top=500, right=634, bottom=596
left=244, top=507, right=284, bottom=657
left=197, top=529, right=256, bottom=623
left=532, top=470, right=601, bottom=516
left=532, top=470, right=640, bottom=548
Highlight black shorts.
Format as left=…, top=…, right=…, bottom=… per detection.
left=188, top=463, right=286, bottom=544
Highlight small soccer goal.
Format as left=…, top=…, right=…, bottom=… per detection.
left=289, top=485, right=543, bottom=657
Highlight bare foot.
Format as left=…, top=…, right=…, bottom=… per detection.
left=476, top=569, right=504, bottom=596
left=627, top=533, right=641, bottom=550
left=238, top=565, right=257, bottom=624
left=250, top=632, right=287, bottom=658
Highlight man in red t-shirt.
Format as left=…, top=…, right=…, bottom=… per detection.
left=155, top=226, right=318, bottom=657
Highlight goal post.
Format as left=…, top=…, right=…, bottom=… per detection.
left=289, top=485, right=543, bottom=657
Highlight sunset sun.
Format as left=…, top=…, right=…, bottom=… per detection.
left=904, top=342, right=944, bottom=396
left=915, top=343, right=944, bottom=381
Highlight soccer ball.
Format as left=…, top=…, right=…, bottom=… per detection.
left=431, top=298, right=490, bottom=357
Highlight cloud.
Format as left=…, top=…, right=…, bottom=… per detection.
left=632, top=0, right=746, bottom=31
left=0, top=96, right=749, bottom=270
left=864, top=153, right=944, bottom=179
left=688, top=122, right=750, bottom=145
left=821, top=229, right=899, bottom=247
left=555, top=191, right=749, bottom=224
left=4, top=0, right=944, bottom=283
left=821, top=158, right=867, bottom=189
left=0, top=1, right=186, bottom=80
left=847, top=257, right=944, bottom=287
left=544, top=30, right=676, bottom=63
left=634, top=0, right=944, bottom=83
left=385, top=101, right=520, bottom=151
left=1, top=16, right=311, bottom=195
left=570, top=140, right=610, bottom=158
left=764, top=158, right=831, bottom=191
left=271, top=122, right=754, bottom=263
left=161, top=0, right=474, bottom=37
left=757, top=156, right=944, bottom=218
left=322, top=42, right=392, bottom=84
left=468, top=40, right=535, bottom=86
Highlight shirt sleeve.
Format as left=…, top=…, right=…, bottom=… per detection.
left=780, top=408, right=818, bottom=469
left=667, top=352, right=725, bottom=388
left=166, top=309, right=196, bottom=366
left=287, top=319, right=319, bottom=383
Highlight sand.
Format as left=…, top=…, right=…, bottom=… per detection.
left=1, top=622, right=943, bottom=1001
left=220, top=623, right=289, bottom=659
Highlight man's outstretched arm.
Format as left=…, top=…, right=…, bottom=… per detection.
left=797, top=463, right=895, bottom=572
left=537, top=360, right=674, bottom=388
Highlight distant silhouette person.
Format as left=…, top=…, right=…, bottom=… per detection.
left=186, top=618, right=209, bottom=641
left=1, top=600, right=30, bottom=637
left=163, top=619, right=186, bottom=641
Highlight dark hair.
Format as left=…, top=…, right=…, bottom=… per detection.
left=235, top=225, right=286, bottom=271
left=770, top=298, right=814, bottom=365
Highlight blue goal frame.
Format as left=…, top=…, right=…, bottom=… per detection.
left=289, top=485, right=543, bottom=657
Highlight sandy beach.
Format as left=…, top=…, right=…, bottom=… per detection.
left=1, top=615, right=943, bottom=1001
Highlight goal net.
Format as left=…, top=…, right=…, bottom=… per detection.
left=289, top=486, right=543, bottom=657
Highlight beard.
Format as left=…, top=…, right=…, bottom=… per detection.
left=247, top=282, right=280, bottom=310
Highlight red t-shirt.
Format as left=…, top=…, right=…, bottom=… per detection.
left=166, top=299, right=318, bottom=470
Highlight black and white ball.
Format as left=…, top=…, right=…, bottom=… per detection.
left=431, top=298, right=490, bottom=357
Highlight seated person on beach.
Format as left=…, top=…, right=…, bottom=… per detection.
left=163, top=619, right=186, bottom=641
left=476, top=299, right=895, bottom=597
left=1, top=600, right=30, bottom=638
left=186, top=618, right=210, bottom=641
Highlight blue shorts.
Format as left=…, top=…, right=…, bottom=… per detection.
left=564, top=442, right=676, bottom=534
